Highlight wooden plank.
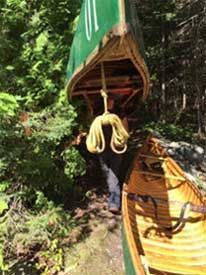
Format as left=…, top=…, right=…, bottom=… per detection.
left=73, top=87, right=134, bottom=96
left=135, top=170, right=186, bottom=181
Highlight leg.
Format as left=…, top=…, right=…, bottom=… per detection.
left=99, top=151, right=122, bottom=210
left=107, top=167, right=121, bottom=210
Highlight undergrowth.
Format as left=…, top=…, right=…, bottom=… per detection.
left=142, top=121, right=194, bottom=142
left=0, top=184, right=77, bottom=274
left=0, top=92, right=86, bottom=273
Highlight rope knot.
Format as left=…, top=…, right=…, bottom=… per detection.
left=100, top=89, right=108, bottom=99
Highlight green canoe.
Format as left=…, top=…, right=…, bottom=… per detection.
left=66, top=0, right=150, bottom=116
left=66, top=1, right=150, bottom=273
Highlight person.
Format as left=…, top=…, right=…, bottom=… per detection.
left=98, top=97, right=129, bottom=214
left=73, top=96, right=129, bottom=214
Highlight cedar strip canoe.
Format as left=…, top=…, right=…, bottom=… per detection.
left=66, top=0, right=150, bottom=116
left=122, top=136, right=206, bottom=275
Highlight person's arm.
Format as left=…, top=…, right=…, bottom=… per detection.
left=72, top=131, right=87, bottom=145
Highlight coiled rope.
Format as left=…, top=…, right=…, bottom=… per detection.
left=86, top=63, right=129, bottom=154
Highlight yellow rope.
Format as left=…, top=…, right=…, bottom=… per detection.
left=100, top=89, right=109, bottom=114
left=86, top=112, right=129, bottom=154
left=86, top=63, right=129, bottom=154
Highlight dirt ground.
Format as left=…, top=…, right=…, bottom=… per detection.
left=64, top=223, right=124, bottom=275
left=62, top=189, right=125, bottom=275
left=60, top=132, right=140, bottom=275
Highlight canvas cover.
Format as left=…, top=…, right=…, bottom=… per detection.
left=66, top=0, right=147, bottom=91
left=66, top=0, right=120, bottom=83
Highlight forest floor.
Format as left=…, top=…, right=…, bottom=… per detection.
left=62, top=189, right=125, bottom=275
left=8, top=185, right=125, bottom=275
left=58, top=146, right=127, bottom=275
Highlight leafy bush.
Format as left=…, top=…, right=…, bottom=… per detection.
left=143, top=122, right=194, bottom=141
left=0, top=93, right=19, bottom=117
left=0, top=0, right=84, bottom=272
left=36, top=239, right=64, bottom=274
left=0, top=94, right=85, bottom=272
left=0, top=190, right=75, bottom=274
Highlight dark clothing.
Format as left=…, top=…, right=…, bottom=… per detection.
left=99, top=106, right=126, bottom=209
left=102, top=125, right=112, bottom=150
left=99, top=150, right=122, bottom=209
left=99, top=121, right=123, bottom=209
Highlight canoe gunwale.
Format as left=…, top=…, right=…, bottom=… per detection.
left=66, top=23, right=128, bottom=98
left=66, top=39, right=117, bottom=99
left=122, top=184, right=147, bottom=275
left=66, top=23, right=150, bottom=106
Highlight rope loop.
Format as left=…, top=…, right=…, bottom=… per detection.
left=86, top=62, right=129, bottom=154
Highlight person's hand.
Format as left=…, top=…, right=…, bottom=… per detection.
left=72, top=132, right=87, bottom=145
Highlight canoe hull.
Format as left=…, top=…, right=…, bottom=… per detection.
left=66, top=0, right=150, bottom=116
left=122, top=224, right=137, bottom=275
left=122, top=136, right=206, bottom=275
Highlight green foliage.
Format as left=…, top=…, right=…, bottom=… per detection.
left=0, top=181, right=10, bottom=193
left=143, top=122, right=193, bottom=141
left=29, top=103, right=77, bottom=143
left=34, top=191, right=51, bottom=211
left=14, top=195, right=74, bottom=247
left=63, top=147, right=86, bottom=180
left=165, top=12, right=176, bottom=21
left=0, top=190, right=74, bottom=272
left=0, top=161, right=7, bottom=179
left=0, top=188, right=9, bottom=271
left=0, top=243, right=8, bottom=272
left=0, top=0, right=83, bottom=272
left=0, top=92, right=19, bottom=117
left=0, top=198, right=8, bottom=215
left=136, top=0, right=206, bottom=133
left=36, top=239, right=63, bottom=275
left=0, top=0, right=81, bottom=109
left=0, top=100, right=86, bottom=204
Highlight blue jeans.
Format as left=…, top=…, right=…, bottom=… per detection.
left=99, top=150, right=122, bottom=209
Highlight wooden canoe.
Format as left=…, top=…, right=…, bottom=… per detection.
left=122, top=136, right=206, bottom=275
left=66, top=0, right=150, bottom=116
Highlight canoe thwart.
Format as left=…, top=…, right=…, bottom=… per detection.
left=125, top=191, right=191, bottom=232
